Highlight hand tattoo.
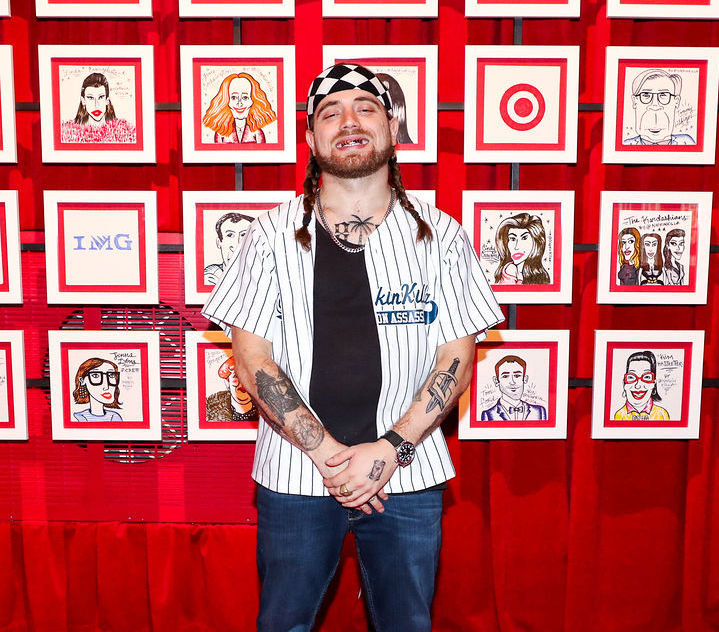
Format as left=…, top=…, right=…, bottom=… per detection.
left=290, top=413, right=324, bottom=451
left=425, top=358, right=460, bottom=413
left=255, top=368, right=302, bottom=422
left=368, top=459, right=386, bottom=481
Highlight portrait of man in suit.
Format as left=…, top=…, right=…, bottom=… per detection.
left=480, top=354, right=547, bottom=421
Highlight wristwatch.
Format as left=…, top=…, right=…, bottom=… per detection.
left=381, top=430, right=416, bottom=468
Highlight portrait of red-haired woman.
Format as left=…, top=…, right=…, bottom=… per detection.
left=202, top=72, right=277, bottom=144
left=494, top=212, right=550, bottom=285
left=616, top=226, right=641, bottom=286
left=72, top=357, right=123, bottom=422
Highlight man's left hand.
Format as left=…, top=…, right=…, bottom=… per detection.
left=323, top=440, right=398, bottom=509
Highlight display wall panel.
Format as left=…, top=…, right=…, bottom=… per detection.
left=35, top=0, right=153, bottom=17
left=179, top=0, right=294, bottom=17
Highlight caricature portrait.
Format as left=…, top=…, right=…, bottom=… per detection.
left=203, top=211, right=253, bottom=285
left=494, top=213, right=550, bottom=285
left=375, top=72, right=414, bottom=144
left=639, top=232, right=664, bottom=285
left=205, top=355, right=257, bottom=422
left=480, top=355, right=547, bottom=421
left=623, top=69, right=695, bottom=146
left=613, top=350, right=669, bottom=421
left=72, top=357, right=123, bottom=422
left=60, top=72, right=137, bottom=144
left=616, top=227, right=641, bottom=285
left=663, top=229, right=686, bottom=285
left=202, top=72, right=277, bottom=144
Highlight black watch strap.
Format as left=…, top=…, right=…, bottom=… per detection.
left=381, top=429, right=405, bottom=448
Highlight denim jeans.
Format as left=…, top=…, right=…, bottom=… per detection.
left=255, top=484, right=443, bottom=632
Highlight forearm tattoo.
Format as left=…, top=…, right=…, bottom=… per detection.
left=368, top=459, right=386, bottom=481
left=425, top=358, right=460, bottom=413
left=255, top=368, right=303, bottom=422
left=290, top=413, right=324, bottom=451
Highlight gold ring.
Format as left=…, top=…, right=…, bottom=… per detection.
left=339, top=483, right=352, bottom=497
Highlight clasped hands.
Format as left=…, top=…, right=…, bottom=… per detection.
left=321, top=440, right=398, bottom=515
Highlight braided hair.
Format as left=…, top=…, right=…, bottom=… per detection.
left=294, top=151, right=432, bottom=251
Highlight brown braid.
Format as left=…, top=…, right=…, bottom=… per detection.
left=388, top=154, right=432, bottom=243
left=295, top=153, right=321, bottom=251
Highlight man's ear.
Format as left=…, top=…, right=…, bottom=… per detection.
left=523, top=374, right=528, bottom=384
left=631, top=95, right=637, bottom=110
left=493, top=376, right=499, bottom=388
left=216, top=237, right=222, bottom=251
left=389, top=115, right=399, bottom=145
left=306, top=128, right=316, bottom=154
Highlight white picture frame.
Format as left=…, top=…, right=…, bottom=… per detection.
left=0, top=46, right=16, bottom=163
left=43, top=190, right=159, bottom=305
left=322, top=0, right=437, bottom=17
left=183, top=189, right=295, bottom=305
left=0, top=190, right=22, bottom=304
left=0, top=330, right=28, bottom=441
left=464, top=45, right=579, bottom=164
left=38, top=45, right=156, bottom=163
left=466, top=0, right=579, bottom=18
left=49, top=330, right=161, bottom=441
left=462, top=189, right=574, bottom=304
left=185, top=330, right=259, bottom=441
left=603, top=47, right=719, bottom=165
left=35, top=0, right=153, bottom=17
left=459, top=329, right=570, bottom=440
left=0, top=1, right=9, bottom=16
left=591, top=330, right=704, bottom=439
left=597, top=190, right=712, bottom=305
left=322, top=45, right=438, bottom=163
left=180, top=45, right=296, bottom=164
left=179, top=0, right=294, bottom=17
left=607, top=0, right=719, bottom=19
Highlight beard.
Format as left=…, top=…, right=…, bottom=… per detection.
left=314, top=133, right=394, bottom=179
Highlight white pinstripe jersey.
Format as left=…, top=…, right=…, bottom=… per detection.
left=202, top=194, right=503, bottom=495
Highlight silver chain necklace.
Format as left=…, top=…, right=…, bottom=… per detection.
left=315, top=188, right=396, bottom=254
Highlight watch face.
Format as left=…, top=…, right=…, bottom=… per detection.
left=396, top=441, right=416, bottom=467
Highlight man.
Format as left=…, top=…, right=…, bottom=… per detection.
left=205, top=355, right=257, bottom=422
left=202, top=63, right=503, bottom=631
left=481, top=354, right=547, bottom=421
left=203, top=212, right=253, bottom=285
left=624, top=68, right=694, bottom=146
left=613, top=350, right=670, bottom=421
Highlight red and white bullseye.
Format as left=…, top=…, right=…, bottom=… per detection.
left=499, top=83, right=546, bottom=131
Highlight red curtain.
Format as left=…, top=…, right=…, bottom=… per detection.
left=1, top=0, right=718, bottom=629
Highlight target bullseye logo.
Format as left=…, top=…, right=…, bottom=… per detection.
left=499, top=83, right=546, bottom=131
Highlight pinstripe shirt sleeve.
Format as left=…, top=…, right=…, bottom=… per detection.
left=201, top=219, right=278, bottom=340
left=438, top=223, right=504, bottom=345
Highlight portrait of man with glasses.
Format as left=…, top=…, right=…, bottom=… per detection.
left=612, top=350, right=670, bottom=421
left=624, top=68, right=695, bottom=146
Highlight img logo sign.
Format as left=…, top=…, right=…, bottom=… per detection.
left=72, top=234, right=134, bottom=250
left=374, top=282, right=438, bottom=325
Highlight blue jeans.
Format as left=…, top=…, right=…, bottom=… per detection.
left=255, top=484, right=443, bottom=632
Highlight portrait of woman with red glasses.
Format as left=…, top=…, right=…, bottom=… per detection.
left=612, top=350, right=669, bottom=421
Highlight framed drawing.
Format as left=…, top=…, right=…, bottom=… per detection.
left=0, top=1, right=8, bottom=16
left=459, top=329, right=569, bottom=440
left=322, top=0, right=437, bottom=17
left=0, top=331, right=28, bottom=441
left=43, top=190, right=158, bottom=305
left=38, top=45, right=155, bottom=163
left=0, top=47, right=16, bottom=163
left=322, top=45, right=438, bottom=163
left=179, top=0, right=293, bottom=17
left=465, top=46, right=579, bottom=163
left=35, top=0, right=153, bottom=17
left=603, top=47, right=719, bottom=164
left=592, top=330, right=704, bottom=439
left=183, top=190, right=295, bottom=304
left=49, top=330, right=161, bottom=441
left=185, top=330, right=259, bottom=441
left=0, top=191, right=22, bottom=305
left=466, top=0, right=579, bottom=18
left=180, top=45, right=296, bottom=164
left=597, top=191, right=712, bottom=304
left=607, top=0, right=719, bottom=20
left=462, top=190, right=574, bottom=304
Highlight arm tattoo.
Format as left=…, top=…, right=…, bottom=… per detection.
left=290, top=413, right=324, bottom=451
left=425, top=358, right=460, bottom=413
left=254, top=368, right=303, bottom=422
left=368, top=459, right=386, bottom=481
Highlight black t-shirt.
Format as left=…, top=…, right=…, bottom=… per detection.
left=309, top=223, right=382, bottom=446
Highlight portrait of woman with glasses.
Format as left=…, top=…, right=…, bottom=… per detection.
left=71, top=357, right=123, bottom=422
left=612, top=350, right=670, bottom=421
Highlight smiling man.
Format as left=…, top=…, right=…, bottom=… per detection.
left=481, top=355, right=547, bottom=421
left=202, top=63, right=503, bottom=631
left=613, top=350, right=670, bottom=421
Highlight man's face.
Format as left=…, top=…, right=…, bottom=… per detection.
left=306, top=89, right=398, bottom=179
left=632, top=76, right=678, bottom=143
left=82, top=85, right=108, bottom=123
left=216, top=218, right=250, bottom=265
left=493, top=361, right=527, bottom=401
left=623, top=359, right=654, bottom=410
left=228, top=77, right=252, bottom=121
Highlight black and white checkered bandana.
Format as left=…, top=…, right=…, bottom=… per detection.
left=306, top=64, right=392, bottom=125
